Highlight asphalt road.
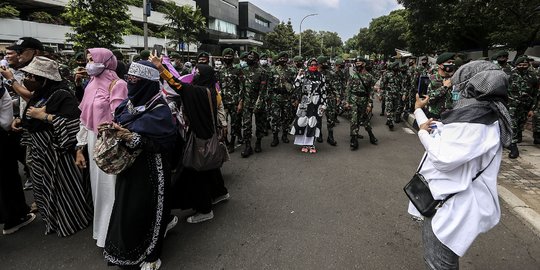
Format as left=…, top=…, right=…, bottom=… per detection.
left=1, top=104, right=539, bottom=270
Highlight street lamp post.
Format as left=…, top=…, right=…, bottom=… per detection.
left=299, top=13, right=317, bottom=57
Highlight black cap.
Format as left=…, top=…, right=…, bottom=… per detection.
left=7, top=37, right=44, bottom=52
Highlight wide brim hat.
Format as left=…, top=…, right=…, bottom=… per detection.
left=20, top=56, right=62, bottom=81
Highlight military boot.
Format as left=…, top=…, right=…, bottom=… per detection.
left=228, top=136, right=236, bottom=153
left=367, top=129, right=378, bottom=145
left=350, top=135, right=359, bottom=150
left=534, top=132, right=540, bottom=144
left=241, top=140, right=253, bottom=158
left=317, top=130, right=324, bottom=143
left=254, top=138, right=262, bottom=153
left=270, top=133, right=279, bottom=147
left=508, top=143, right=519, bottom=159
left=386, top=119, right=394, bottom=130
left=516, top=130, right=523, bottom=143
left=327, top=130, right=337, bottom=146
left=281, top=133, right=289, bottom=143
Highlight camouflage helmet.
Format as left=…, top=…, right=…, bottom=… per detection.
left=317, top=55, right=328, bottom=64
left=293, top=56, right=303, bottom=62
left=222, top=48, right=234, bottom=57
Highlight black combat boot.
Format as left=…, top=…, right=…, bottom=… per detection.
left=241, top=140, right=253, bottom=158
left=281, top=133, right=289, bottom=143
left=327, top=130, right=337, bottom=146
left=317, top=130, right=324, bottom=143
left=228, top=136, right=236, bottom=153
left=516, top=130, right=523, bottom=143
left=238, top=134, right=244, bottom=144
left=508, top=143, right=519, bottom=159
left=270, top=133, right=279, bottom=147
left=367, top=129, right=378, bottom=145
left=254, top=138, right=262, bottom=153
left=350, top=135, right=359, bottom=150
left=386, top=119, right=394, bottom=130
left=534, top=132, right=540, bottom=144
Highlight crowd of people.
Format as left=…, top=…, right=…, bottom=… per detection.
left=0, top=35, right=539, bottom=269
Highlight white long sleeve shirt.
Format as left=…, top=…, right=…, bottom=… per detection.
left=409, top=108, right=502, bottom=256
left=0, top=90, right=13, bottom=131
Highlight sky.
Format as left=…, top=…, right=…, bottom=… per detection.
left=244, top=0, right=403, bottom=42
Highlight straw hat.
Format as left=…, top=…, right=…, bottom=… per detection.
left=20, top=56, right=62, bottom=81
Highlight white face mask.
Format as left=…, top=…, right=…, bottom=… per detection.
left=86, top=63, right=106, bottom=76
left=259, top=59, right=268, bottom=66
left=240, top=60, right=247, bottom=68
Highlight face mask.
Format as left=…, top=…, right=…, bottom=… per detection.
left=442, top=64, right=455, bottom=73
left=240, top=60, right=247, bottom=68
left=296, top=63, right=303, bottom=68
left=23, top=78, right=45, bottom=92
left=259, top=60, right=268, bottom=66
left=422, top=62, right=428, bottom=67
left=308, top=66, right=318, bottom=72
left=356, top=65, right=364, bottom=71
left=223, top=58, right=233, bottom=65
left=517, top=67, right=527, bottom=72
left=497, top=60, right=506, bottom=66
left=86, top=63, right=106, bottom=76
left=409, top=62, right=414, bottom=66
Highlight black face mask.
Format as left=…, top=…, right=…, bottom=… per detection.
left=23, top=78, right=44, bottom=92
left=442, top=64, right=455, bottom=73
left=321, top=64, right=329, bottom=70
left=517, top=67, right=528, bottom=73
left=247, top=59, right=257, bottom=66
left=223, top=58, right=233, bottom=65
left=296, top=63, right=303, bottom=68
left=422, top=62, right=428, bottom=67
left=356, top=65, right=364, bottom=71
left=497, top=60, right=506, bottom=66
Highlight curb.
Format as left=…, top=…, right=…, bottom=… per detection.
left=498, top=186, right=540, bottom=237
left=406, top=113, right=540, bottom=237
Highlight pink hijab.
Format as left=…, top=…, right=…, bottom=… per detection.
left=79, top=48, right=128, bottom=133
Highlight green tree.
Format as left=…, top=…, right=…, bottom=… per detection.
left=0, top=4, right=20, bottom=18
left=298, top=29, right=320, bottom=59
left=263, top=20, right=297, bottom=55
left=159, top=1, right=206, bottom=59
left=63, top=0, right=131, bottom=50
left=367, top=9, right=409, bottom=56
left=318, top=31, right=343, bottom=58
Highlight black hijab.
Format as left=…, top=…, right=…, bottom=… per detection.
left=22, top=80, right=80, bottom=132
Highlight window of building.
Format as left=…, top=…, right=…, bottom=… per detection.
left=255, top=15, right=270, bottom=28
left=208, top=18, right=237, bottom=35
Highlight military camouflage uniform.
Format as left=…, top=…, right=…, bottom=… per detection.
left=380, top=70, right=402, bottom=126
left=508, top=70, right=539, bottom=143
left=426, top=72, right=452, bottom=119
left=241, top=64, right=268, bottom=141
left=347, top=69, right=375, bottom=135
left=217, top=64, right=243, bottom=139
left=320, top=69, right=340, bottom=132
left=267, top=64, right=296, bottom=135
left=398, top=65, right=411, bottom=118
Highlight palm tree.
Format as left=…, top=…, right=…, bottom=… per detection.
left=160, top=1, right=206, bottom=61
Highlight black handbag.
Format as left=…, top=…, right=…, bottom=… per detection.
left=404, top=153, right=496, bottom=217
left=182, top=88, right=228, bottom=171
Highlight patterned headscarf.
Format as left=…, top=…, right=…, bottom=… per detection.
left=442, top=60, right=512, bottom=147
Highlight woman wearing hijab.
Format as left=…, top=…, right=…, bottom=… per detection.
left=103, top=61, right=177, bottom=270
left=18, top=56, right=93, bottom=236
left=409, top=61, right=512, bottom=269
left=290, top=58, right=327, bottom=153
left=149, top=54, right=229, bottom=224
left=75, top=48, right=128, bottom=247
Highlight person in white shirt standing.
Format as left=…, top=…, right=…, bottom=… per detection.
left=410, top=60, right=512, bottom=269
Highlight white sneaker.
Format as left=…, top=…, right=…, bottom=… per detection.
left=212, top=193, right=230, bottom=205
left=140, top=259, right=161, bottom=270
left=186, top=211, right=214, bottom=224
left=164, top=216, right=178, bottom=238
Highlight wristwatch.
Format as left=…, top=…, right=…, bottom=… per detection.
left=5, top=79, right=14, bottom=88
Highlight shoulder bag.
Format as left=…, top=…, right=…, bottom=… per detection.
left=182, top=88, right=228, bottom=171
left=404, top=153, right=496, bottom=217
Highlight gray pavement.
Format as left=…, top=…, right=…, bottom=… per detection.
left=1, top=103, right=539, bottom=269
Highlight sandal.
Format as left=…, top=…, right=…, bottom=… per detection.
left=309, top=146, right=317, bottom=153
left=301, top=146, right=309, bottom=153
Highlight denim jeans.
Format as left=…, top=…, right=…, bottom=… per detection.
left=422, top=216, right=460, bottom=270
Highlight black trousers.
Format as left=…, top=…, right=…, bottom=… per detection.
left=0, top=130, right=29, bottom=225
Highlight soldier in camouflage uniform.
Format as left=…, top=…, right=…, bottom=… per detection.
left=333, top=58, right=347, bottom=121
left=426, top=52, right=456, bottom=119
left=238, top=51, right=268, bottom=157
left=507, top=56, right=540, bottom=158
left=216, top=48, right=243, bottom=153
left=346, top=57, right=378, bottom=150
left=397, top=62, right=411, bottom=122
left=493, top=51, right=512, bottom=76
left=259, top=53, right=272, bottom=136
left=379, top=61, right=402, bottom=130
left=317, top=56, right=339, bottom=145
left=267, top=51, right=296, bottom=147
